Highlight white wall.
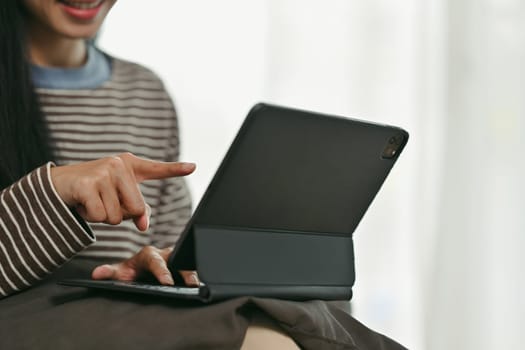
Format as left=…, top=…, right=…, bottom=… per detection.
left=99, top=1, right=269, bottom=202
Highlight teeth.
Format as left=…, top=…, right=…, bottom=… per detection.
left=60, top=0, right=103, bottom=10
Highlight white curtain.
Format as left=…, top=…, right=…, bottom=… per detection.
left=427, top=0, right=525, bottom=349
left=99, top=1, right=525, bottom=349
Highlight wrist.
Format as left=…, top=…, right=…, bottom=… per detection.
left=49, top=165, right=74, bottom=206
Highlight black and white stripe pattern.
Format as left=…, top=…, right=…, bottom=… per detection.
left=0, top=164, right=95, bottom=297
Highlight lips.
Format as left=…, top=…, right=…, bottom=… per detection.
left=58, top=0, right=105, bottom=20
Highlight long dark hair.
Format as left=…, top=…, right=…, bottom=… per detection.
left=0, top=0, right=53, bottom=189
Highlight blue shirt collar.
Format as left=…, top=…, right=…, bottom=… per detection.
left=31, top=45, right=112, bottom=90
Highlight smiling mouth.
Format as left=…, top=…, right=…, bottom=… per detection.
left=57, top=0, right=104, bottom=10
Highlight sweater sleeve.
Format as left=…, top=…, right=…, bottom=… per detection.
left=0, top=163, right=95, bottom=298
left=149, top=104, right=192, bottom=248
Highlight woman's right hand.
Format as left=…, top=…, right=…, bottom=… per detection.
left=50, top=152, right=195, bottom=231
left=91, top=246, right=200, bottom=287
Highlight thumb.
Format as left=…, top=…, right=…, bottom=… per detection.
left=91, top=264, right=117, bottom=280
left=131, top=203, right=151, bottom=232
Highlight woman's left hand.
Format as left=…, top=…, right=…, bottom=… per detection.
left=91, top=246, right=199, bottom=286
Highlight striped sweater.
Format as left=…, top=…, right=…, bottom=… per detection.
left=0, top=58, right=192, bottom=297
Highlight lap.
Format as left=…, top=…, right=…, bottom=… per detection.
left=0, top=259, right=406, bottom=350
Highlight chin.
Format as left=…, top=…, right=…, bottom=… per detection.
left=52, top=0, right=114, bottom=39
left=58, top=24, right=102, bottom=40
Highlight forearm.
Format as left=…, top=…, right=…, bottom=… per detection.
left=0, top=163, right=94, bottom=298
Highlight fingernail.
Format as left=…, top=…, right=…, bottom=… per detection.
left=191, top=273, right=200, bottom=285
left=145, top=214, right=150, bottom=231
left=142, top=204, right=151, bottom=231
left=180, top=162, right=196, bottom=171
left=161, top=274, right=174, bottom=285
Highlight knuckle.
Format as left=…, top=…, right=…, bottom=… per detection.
left=143, top=249, right=165, bottom=267
left=90, top=201, right=107, bottom=221
left=162, top=246, right=174, bottom=254
left=94, top=168, right=111, bottom=182
left=117, top=152, right=134, bottom=163
left=147, top=254, right=164, bottom=266
left=89, top=210, right=106, bottom=222
left=76, top=176, right=95, bottom=190
left=140, top=245, right=157, bottom=256
left=107, top=213, right=123, bottom=225
left=105, top=155, right=125, bottom=170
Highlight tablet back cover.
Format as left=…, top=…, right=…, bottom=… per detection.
left=194, top=104, right=408, bottom=234
left=171, top=103, right=408, bottom=294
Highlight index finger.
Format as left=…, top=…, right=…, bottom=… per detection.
left=143, top=251, right=174, bottom=286
left=120, top=153, right=196, bottom=182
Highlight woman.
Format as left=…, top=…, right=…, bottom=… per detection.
left=0, top=0, right=406, bottom=349
left=0, top=0, right=198, bottom=294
